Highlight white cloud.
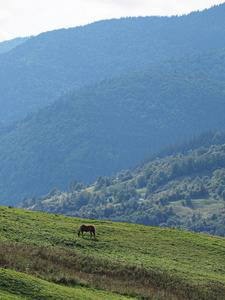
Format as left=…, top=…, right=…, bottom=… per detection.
left=0, top=0, right=224, bottom=42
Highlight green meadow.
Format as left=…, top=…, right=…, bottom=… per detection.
left=0, top=268, right=131, bottom=300
left=0, top=206, right=225, bottom=299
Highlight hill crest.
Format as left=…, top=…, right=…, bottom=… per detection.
left=1, top=3, right=225, bottom=122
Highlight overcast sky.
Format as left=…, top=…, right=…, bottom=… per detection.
left=0, top=0, right=224, bottom=42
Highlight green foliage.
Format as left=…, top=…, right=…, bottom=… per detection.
left=136, top=175, right=147, bottom=189
left=22, top=140, right=225, bottom=237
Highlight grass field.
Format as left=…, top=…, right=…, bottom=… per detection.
left=171, top=196, right=225, bottom=220
left=0, top=268, right=132, bottom=299
left=0, top=206, right=225, bottom=299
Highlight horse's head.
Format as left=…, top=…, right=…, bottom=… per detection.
left=78, top=224, right=85, bottom=236
left=78, top=226, right=81, bottom=236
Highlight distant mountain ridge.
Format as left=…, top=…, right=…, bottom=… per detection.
left=1, top=3, right=225, bottom=122
left=0, top=37, right=30, bottom=54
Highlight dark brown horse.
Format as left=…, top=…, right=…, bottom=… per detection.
left=78, top=224, right=96, bottom=238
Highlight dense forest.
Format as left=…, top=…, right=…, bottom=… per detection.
left=1, top=64, right=225, bottom=205
left=19, top=131, right=225, bottom=237
left=1, top=3, right=225, bottom=122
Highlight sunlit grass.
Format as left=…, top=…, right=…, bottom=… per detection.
left=172, top=197, right=225, bottom=220
left=0, top=268, right=132, bottom=300
left=0, top=206, right=225, bottom=299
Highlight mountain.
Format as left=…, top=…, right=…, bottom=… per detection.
left=1, top=58, right=225, bottom=205
left=0, top=37, right=30, bottom=54
left=1, top=3, right=225, bottom=123
left=1, top=4, right=225, bottom=204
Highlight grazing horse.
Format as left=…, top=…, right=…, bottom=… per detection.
left=78, top=224, right=96, bottom=238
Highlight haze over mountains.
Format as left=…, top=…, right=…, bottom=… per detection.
left=1, top=3, right=225, bottom=123
left=0, top=37, right=30, bottom=55
left=1, top=3, right=225, bottom=204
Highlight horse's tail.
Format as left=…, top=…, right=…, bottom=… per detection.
left=78, top=226, right=81, bottom=236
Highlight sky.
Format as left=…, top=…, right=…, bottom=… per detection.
left=0, top=0, right=224, bottom=42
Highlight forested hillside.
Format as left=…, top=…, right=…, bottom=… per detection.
left=20, top=131, right=225, bottom=237
left=1, top=3, right=225, bottom=122
left=2, top=63, right=225, bottom=205
left=1, top=4, right=225, bottom=205
left=0, top=37, right=30, bottom=54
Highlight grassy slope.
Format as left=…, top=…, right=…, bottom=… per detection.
left=0, top=269, right=131, bottom=300
left=172, top=196, right=224, bottom=219
left=137, top=185, right=225, bottom=222
left=0, top=206, right=225, bottom=299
